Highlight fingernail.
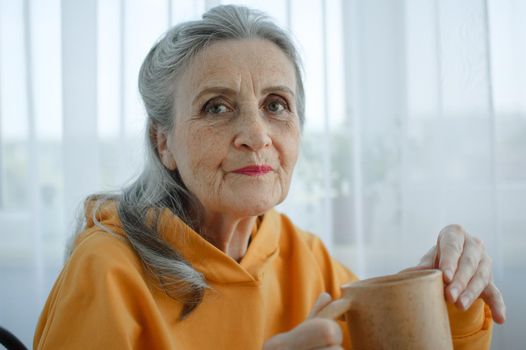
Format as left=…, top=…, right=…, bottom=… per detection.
left=320, top=292, right=331, bottom=301
left=450, top=287, right=459, bottom=301
left=444, top=269, right=454, bottom=281
left=460, top=294, right=471, bottom=309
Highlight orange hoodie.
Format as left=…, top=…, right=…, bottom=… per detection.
left=34, top=202, right=492, bottom=349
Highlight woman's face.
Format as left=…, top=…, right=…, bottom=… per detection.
left=159, top=38, right=301, bottom=218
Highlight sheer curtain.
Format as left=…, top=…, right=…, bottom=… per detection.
left=0, top=0, right=524, bottom=347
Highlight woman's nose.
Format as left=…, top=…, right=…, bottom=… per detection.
left=233, top=108, right=272, bottom=151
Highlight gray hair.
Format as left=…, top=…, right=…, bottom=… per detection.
left=76, top=4, right=305, bottom=319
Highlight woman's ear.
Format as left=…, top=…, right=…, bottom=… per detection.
left=154, top=127, right=177, bottom=171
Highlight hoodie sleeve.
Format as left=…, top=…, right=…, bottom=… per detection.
left=33, top=230, right=176, bottom=350
left=448, top=299, right=493, bottom=349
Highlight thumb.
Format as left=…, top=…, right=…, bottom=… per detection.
left=307, top=292, right=332, bottom=319
left=316, top=298, right=352, bottom=320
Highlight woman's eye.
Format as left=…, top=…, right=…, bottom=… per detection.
left=265, top=97, right=288, bottom=114
left=203, top=100, right=231, bottom=115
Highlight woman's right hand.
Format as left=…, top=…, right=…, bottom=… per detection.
left=262, top=293, right=344, bottom=350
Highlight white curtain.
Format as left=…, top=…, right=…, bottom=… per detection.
left=0, top=0, right=524, bottom=347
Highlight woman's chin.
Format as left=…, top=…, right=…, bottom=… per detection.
left=223, top=196, right=281, bottom=217
left=200, top=184, right=289, bottom=217
left=233, top=202, right=275, bottom=217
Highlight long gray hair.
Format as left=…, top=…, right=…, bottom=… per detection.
left=75, top=5, right=305, bottom=319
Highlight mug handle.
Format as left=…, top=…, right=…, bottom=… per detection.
left=316, top=298, right=351, bottom=321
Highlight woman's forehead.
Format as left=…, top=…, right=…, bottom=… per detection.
left=180, top=38, right=297, bottom=95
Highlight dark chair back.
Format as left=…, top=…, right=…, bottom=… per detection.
left=0, top=327, right=27, bottom=350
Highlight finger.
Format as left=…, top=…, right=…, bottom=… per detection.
left=455, top=255, right=492, bottom=310
left=316, top=299, right=351, bottom=320
left=446, top=237, right=484, bottom=303
left=438, top=226, right=466, bottom=282
left=399, top=245, right=438, bottom=273
left=480, top=282, right=506, bottom=324
left=288, top=319, right=343, bottom=349
left=418, top=245, right=438, bottom=268
left=308, top=292, right=332, bottom=319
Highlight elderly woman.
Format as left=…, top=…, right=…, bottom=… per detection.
left=34, top=5, right=505, bottom=350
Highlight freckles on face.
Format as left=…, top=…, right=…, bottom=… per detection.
left=185, top=124, right=227, bottom=187
left=170, top=38, right=301, bottom=217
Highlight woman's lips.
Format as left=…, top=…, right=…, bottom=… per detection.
left=232, top=165, right=273, bottom=176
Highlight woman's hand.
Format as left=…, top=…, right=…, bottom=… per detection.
left=408, top=224, right=506, bottom=324
left=263, top=293, right=344, bottom=350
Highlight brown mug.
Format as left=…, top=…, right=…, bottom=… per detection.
left=318, top=269, right=453, bottom=350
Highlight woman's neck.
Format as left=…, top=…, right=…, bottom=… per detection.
left=201, top=213, right=257, bottom=262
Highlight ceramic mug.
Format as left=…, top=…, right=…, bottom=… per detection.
left=318, top=269, right=453, bottom=350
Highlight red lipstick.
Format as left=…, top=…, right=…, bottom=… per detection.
left=232, top=165, right=273, bottom=176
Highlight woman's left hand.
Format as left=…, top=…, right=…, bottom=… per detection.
left=407, top=224, right=506, bottom=324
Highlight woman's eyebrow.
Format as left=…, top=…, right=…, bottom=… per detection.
left=192, top=85, right=295, bottom=106
left=192, top=86, right=238, bottom=105
left=261, top=85, right=295, bottom=97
